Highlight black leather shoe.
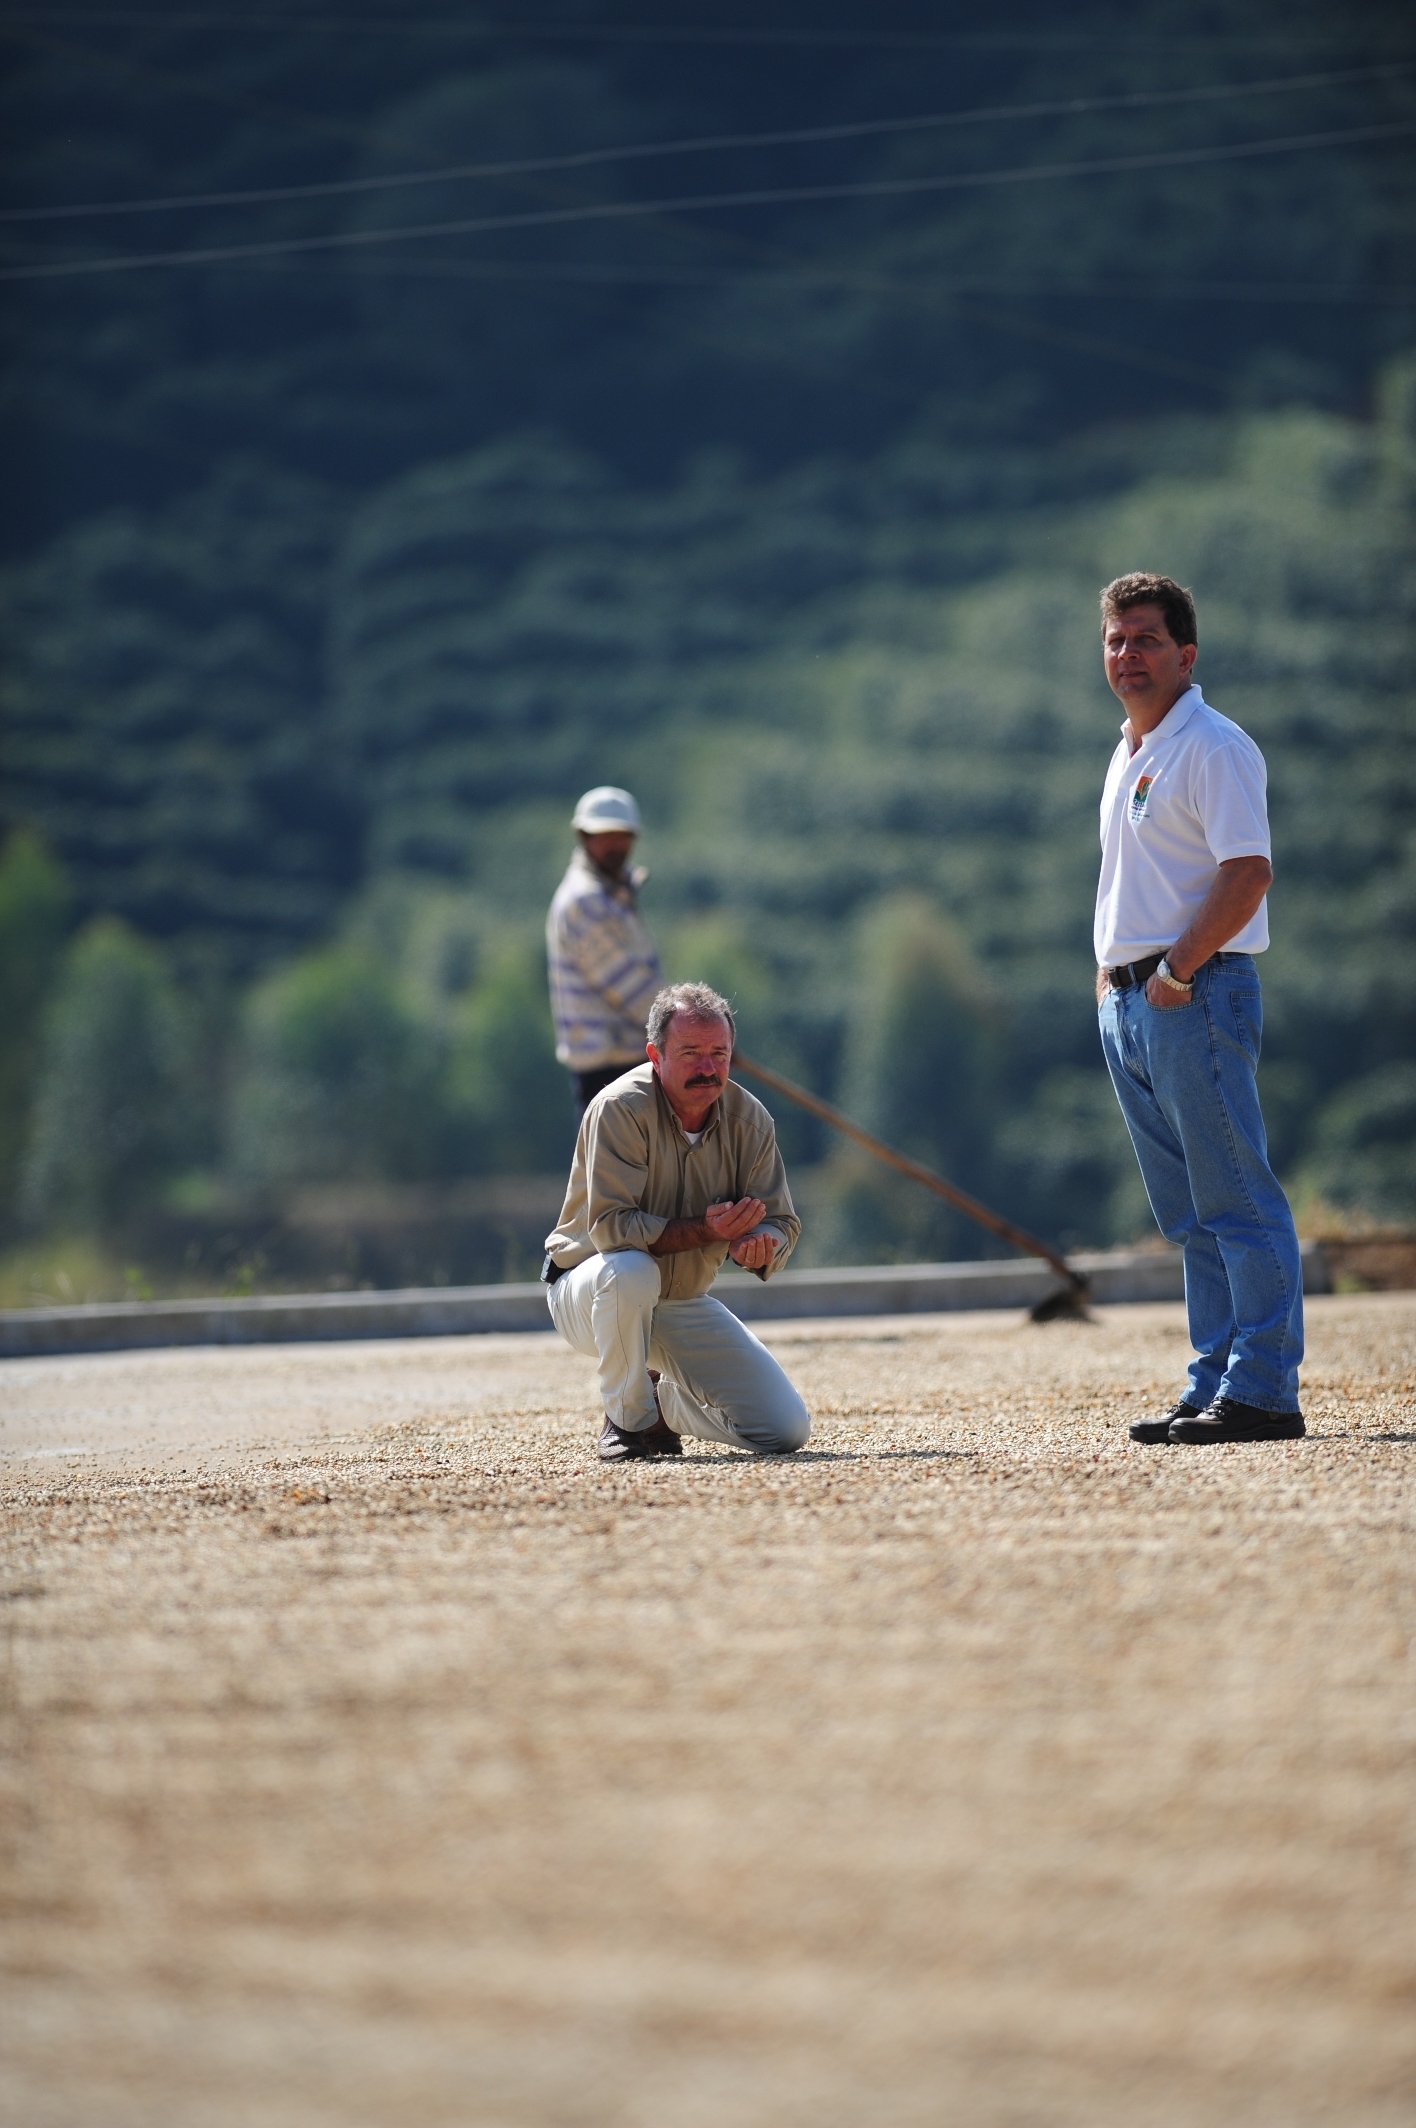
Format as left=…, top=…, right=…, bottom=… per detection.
left=597, top=1413, right=683, bottom=1461
left=1168, top=1397, right=1306, bottom=1444
left=1129, top=1399, right=1203, bottom=1444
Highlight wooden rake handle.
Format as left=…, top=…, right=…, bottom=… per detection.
left=732, top=1049, right=1086, bottom=1294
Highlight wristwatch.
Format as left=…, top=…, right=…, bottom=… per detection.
left=1156, top=956, right=1193, bottom=992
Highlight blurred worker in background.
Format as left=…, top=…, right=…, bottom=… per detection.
left=1093, top=572, right=1304, bottom=1446
left=543, top=981, right=810, bottom=1462
left=547, top=786, right=662, bottom=1121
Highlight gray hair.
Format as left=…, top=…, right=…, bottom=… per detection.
left=645, top=981, right=736, bottom=1052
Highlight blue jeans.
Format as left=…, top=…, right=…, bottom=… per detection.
left=1099, top=954, right=1303, bottom=1413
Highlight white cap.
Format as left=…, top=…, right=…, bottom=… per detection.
left=572, top=785, right=642, bottom=834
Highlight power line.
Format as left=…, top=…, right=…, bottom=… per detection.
left=263, top=255, right=1416, bottom=305
left=1, top=11, right=1414, bottom=52
left=4, top=61, right=1408, bottom=225
left=4, top=114, right=1413, bottom=283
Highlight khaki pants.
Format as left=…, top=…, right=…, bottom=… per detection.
left=547, top=1248, right=811, bottom=1456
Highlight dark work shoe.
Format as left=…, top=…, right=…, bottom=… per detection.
left=597, top=1413, right=683, bottom=1462
left=1129, top=1399, right=1203, bottom=1444
left=1168, top=1397, right=1306, bottom=1444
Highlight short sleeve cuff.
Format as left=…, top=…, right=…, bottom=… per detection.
left=1207, top=840, right=1272, bottom=864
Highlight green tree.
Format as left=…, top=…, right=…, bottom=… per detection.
left=840, top=896, right=998, bottom=1178
left=21, top=918, right=193, bottom=1230
left=818, top=896, right=1003, bottom=1262
left=1294, top=1066, right=1416, bottom=1224
left=446, top=941, right=575, bottom=1175
left=0, top=831, right=70, bottom=1222
left=994, top=1067, right=1154, bottom=1252
left=229, top=947, right=443, bottom=1187
left=662, top=914, right=772, bottom=1032
left=0, top=463, right=345, bottom=977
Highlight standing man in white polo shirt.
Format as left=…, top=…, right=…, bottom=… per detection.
left=1094, top=573, right=1305, bottom=1445
left=547, top=786, right=662, bottom=1122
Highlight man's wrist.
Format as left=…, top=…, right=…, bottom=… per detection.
left=1156, top=955, right=1194, bottom=991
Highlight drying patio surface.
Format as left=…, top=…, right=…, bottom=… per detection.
left=2, top=1293, right=1413, bottom=2127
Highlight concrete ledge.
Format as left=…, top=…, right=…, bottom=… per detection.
left=728, top=1239, right=1329, bottom=1318
left=726, top=1249, right=1172, bottom=1320
left=0, top=1283, right=554, bottom=1359
left=0, top=1244, right=1331, bottom=1360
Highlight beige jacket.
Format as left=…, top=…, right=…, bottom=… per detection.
left=544, top=1063, right=800, bottom=1300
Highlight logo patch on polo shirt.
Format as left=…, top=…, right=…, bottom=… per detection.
left=1129, top=774, right=1154, bottom=822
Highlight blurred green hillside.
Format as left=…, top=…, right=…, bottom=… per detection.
left=5, top=382, right=1413, bottom=1283
left=1, top=1, right=1413, bottom=1290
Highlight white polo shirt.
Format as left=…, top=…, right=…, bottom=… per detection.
left=1093, top=685, right=1271, bottom=967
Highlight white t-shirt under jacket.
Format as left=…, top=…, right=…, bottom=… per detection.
left=1093, top=685, right=1272, bottom=968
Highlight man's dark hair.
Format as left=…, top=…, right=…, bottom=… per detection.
left=646, top=981, right=736, bottom=1052
left=1100, top=572, right=1198, bottom=648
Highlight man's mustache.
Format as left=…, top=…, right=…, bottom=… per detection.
left=686, top=1072, right=723, bottom=1086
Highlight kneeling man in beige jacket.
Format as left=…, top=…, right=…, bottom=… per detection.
left=542, top=981, right=811, bottom=1462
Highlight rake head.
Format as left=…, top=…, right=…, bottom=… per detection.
left=1029, top=1277, right=1094, bottom=1325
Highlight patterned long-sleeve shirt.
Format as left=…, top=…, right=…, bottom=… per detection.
left=546, top=849, right=662, bottom=1070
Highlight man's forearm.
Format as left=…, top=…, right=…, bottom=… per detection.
left=649, top=1217, right=715, bottom=1257
left=1169, top=857, right=1272, bottom=979
left=1096, top=857, right=1272, bottom=1000
left=650, top=1215, right=781, bottom=1258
